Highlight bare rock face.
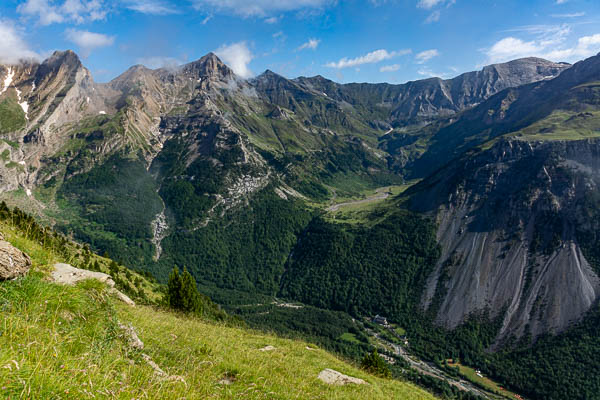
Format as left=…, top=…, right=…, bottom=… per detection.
left=412, top=138, right=600, bottom=345
left=0, top=240, right=31, bottom=280
left=317, top=369, right=366, bottom=386
left=51, top=263, right=115, bottom=287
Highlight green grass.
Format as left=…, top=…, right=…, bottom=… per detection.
left=119, top=304, right=435, bottom=399
left=492, top=110, right=600, bottom=144
left=325, top=183, right=418, bottom=225
left=0, top=97, right=26, bottom=134
left=339, top=332, right=361, bottom=344
left=0, top=213, right=437, bottom=399
left=394, top=327, right=406, bottom=337
left=447, top=361, right=519, bottom=400
left=1, top=139, right=20, bottom=149
left=4, top=161, right=24, bottom=172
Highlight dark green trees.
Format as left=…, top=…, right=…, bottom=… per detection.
left=167, top=266, right=202, bottom=314
left=360, top=349, right=391, bottom=378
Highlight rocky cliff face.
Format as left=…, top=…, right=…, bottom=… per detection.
left=410, top=138, right=600, bottom=345
left=409, top=54, right=600, bottom=179
left=296, top=58, right=569, bottom=126
left=0, top=51, right=571, bottom=197
left=0, top=51, right=116, bottom=193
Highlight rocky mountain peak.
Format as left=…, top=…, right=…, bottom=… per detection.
left=181, top=52, right=234, bottom=81
left=254, top=69, right=290, bottom=84
left=42, top=50, right=83, bottom=71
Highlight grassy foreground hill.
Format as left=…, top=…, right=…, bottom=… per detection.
left=0, top=211, right=435, bottom=399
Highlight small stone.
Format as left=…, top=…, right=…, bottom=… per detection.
left=217, top=373, right=236, bottom=385
left=141, top=353, right=166, bottom=377
left=119, top=323, right=144, bottom=350
left=317, top=369, right=366, bottom=386
left=259, top=345, right=276, bottom=352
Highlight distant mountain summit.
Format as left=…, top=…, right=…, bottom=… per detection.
left=295, top=57, right=570, bottom=126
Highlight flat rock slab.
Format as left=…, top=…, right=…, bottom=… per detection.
left=318, top=369, right=366, bottom=386
left=51, top=263, right=135, bottom=306
left=0, top=240, right=31, bottom=280
left=52, top=263, right=115, bottom=287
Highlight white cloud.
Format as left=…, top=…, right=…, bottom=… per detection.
left=485, top=33, right=600, bottom=63
left=544, top=34, right=600, bottom=61
left=191, top=0, right=335, bottom=17
left=551, top=12, right=584, bottom=18
left=425, top=10, right=440, bottom=23
left=214, top=41, right=254, bottom=78
left=0, top=19, right=39, bottom=64
left=380, top=64, right=400, bottom=72
left=326, top=49, right=411, bottom=69
left=123, top=0, right=177, bottom=15
left=201, top=14, right=212, bottom=24
left=137, top=56, right=184, bottom=69
left=297, top=38, right=320, bottom=51
left=417, top=67, right=451, bottom=79
left=417, top=0, right=454, bottom=9
left=415, top=49, right=439, bottom=64
left=417, top=0, right=444, bottom=9
left=486, top=37, right=539, bottom=63
left=18, top=0, right=108, bottom=25
left=65, top=29, right=115, bottom=57
left=556, top=0, right=568, bottom=4
left=264, top=16, right=280, bottom=24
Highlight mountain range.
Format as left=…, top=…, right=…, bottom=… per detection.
left=2, top=49, right=600, bottom=399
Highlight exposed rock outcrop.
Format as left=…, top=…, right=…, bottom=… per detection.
left=52, top=263, right=115, bottom=287
left=0, top=240, right=31, bottom=280
left=411, top=138, right=600, bottom=345
left=317, top=369, right=366, bottom=385
left=51, top=263, right=135, bottom=306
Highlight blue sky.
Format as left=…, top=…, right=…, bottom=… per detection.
left=0, top=0, right=599, bottom=83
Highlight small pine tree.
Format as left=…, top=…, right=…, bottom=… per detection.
left=167, top=267, right=183, bottom=310
left=360, top=349, right=391, bottom=378
left=180, top=267, right=201, bottom=313
left=167, top=266, right=204, bottom=314
left=109, top=261, right=119, bottom=276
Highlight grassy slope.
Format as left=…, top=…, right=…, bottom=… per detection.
left=0, top=96, right=26, bottom=134
left=0, top=221, right=436, bottom=399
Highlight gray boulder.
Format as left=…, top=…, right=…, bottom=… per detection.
left=0, top=240, right=32, bottom=280
left=51, top=263, right=135, bottom=306
left=317, top=369, right=366, bottom=385
left=52, top=263, right=115, bottom=287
